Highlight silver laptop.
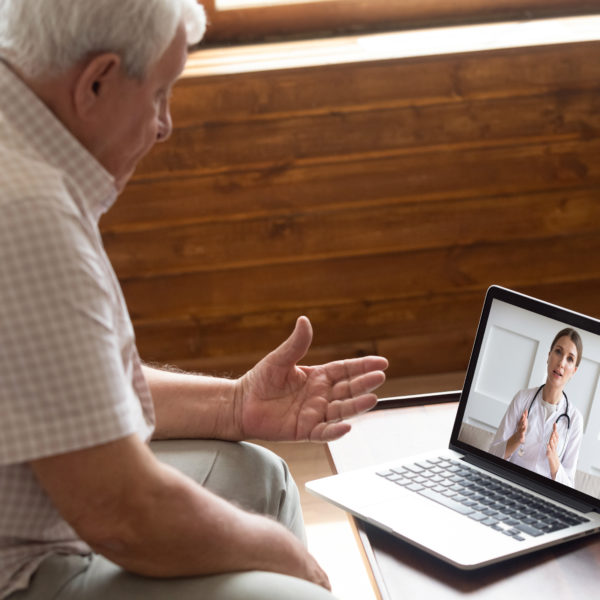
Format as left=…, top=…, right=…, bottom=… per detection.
left=307, top=286, right=600, bottom=569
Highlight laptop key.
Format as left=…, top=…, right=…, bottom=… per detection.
left=391, top=467, right=410, bottom=475
left=462, top=500, right=478, bottom=507
left=407, top=483, right=425, bottom=492
left=515, top=523, right=544, bottom=537
left=417, top=488, right=474, bottom=515
left=405, top=464, right=425, bottom=474
left=415, top=461, right=437, bottom=469
left=544, top=521, right=569, bottom=532
left=468, top=512, right=488, bottom=522
left=393, top=478, right=413, bottom=486
left=376, top=470, right=394, bottom=478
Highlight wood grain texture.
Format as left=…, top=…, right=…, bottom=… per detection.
left=101, top=32, right=600, bottom=379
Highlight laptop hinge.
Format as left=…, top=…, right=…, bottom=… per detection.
left=460, top=453, right=597, bottom=514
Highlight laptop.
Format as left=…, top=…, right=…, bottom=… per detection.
left=306, top=285, right=600, bottom=569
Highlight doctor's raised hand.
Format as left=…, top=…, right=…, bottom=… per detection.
left=234, top=316, right=388, bottom=443
left=546, top=423, right=561, bottom=479
left=504, top=409, right=528, bottom=459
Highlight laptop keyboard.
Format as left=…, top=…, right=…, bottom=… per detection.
left=377, top=457, right=590, bottom=541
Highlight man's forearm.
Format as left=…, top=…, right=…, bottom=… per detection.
left=89, top=460, right=323, bottom=585
left=143, top=365, right=242, bottom=440
left=32, top=435, right=328, bottom=588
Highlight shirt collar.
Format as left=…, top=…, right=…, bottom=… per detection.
left=0, top=60, right=117, bottom=222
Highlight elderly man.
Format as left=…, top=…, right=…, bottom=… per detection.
left=0, top=1, right=388, bottom=599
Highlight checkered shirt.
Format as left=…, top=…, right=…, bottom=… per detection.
left=0, top=61, right=155, bottom=598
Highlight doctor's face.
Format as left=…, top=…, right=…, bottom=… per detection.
left=547, top=335, right=578, bottom=388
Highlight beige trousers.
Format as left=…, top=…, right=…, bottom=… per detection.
left=9, top=440, right=337, bottom=600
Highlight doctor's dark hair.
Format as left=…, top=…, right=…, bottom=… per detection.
left=550, top=328, right=583, bottom=367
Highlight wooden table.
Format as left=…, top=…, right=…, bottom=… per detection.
left=326, top=393, right=600, bottom=600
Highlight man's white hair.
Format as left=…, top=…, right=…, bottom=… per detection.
left=0, top=0, right=206, bottom=80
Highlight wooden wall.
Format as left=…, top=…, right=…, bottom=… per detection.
left=100, top=34, right=600, bottom=380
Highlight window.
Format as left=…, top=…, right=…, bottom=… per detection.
left=216, top=0, right=315, bottom=7
left=201, top=0, right=599, bottom=45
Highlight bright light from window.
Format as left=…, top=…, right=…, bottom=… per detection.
left=216, top=0, right=331, bottom=9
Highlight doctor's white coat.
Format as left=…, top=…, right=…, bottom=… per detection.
left=489, top=386, right=583, bottom=488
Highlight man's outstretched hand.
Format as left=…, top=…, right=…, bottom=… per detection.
left=234, top=316, right=388, bottom=442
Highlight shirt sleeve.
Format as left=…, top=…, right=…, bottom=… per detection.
left=0, top=196, right=140, bottom=464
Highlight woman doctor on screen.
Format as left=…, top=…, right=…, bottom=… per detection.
left=489, top=328, right=584, bottom=488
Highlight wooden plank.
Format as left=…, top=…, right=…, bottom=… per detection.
left=174, top=42, right=600, bottom=125
left=132, top=289, right=485, bottom=364
left=376, top=329, right=474, bottom=376
left=103, top=138, right=600, bottom=230
left=132, top=278, right=600, bottom=363
left=120, top=233, right=600, bottom=322
left=133, top=279, right=600, bottom=377
left=103, top=187, right=600, bottom=279
left=134, top=90, right=600, bottom=177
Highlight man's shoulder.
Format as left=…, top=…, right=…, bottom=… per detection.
left=0, top=138, right=69, bottom=207
left=0, top=146, right=91, bottom=267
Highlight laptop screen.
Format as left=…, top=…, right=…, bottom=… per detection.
left=452, top=286, right=600, bottom=506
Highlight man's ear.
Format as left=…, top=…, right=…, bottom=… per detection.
left=73, top=53, right=122, bottom=119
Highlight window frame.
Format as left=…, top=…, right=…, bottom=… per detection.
left=201, top=0, right=600, bottom=45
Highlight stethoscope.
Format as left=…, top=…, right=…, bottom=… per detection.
left=517, top=384, right=571, bottom=457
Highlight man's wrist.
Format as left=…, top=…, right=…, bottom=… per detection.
left=229, top=375, right=246, bottom=440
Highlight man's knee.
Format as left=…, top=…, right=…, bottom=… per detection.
left=204, top=441, right=298, bottom=518
left=152, top=439, right=301, bottom=524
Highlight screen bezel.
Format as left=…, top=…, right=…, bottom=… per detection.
left=450, top=285, right=600, bottom=511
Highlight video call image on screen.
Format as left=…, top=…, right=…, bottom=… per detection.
left=458, top=299, right=600, bottom=500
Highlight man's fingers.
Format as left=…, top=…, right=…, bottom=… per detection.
left=326, top=393, right=379, bottom=422
left=324, top=356, right=389, bottom=382
left=330, top=370, right=386, bottom=401
left=309, top=420, right=352, bottom=443
left=267, top=316, right=313, bottom=368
